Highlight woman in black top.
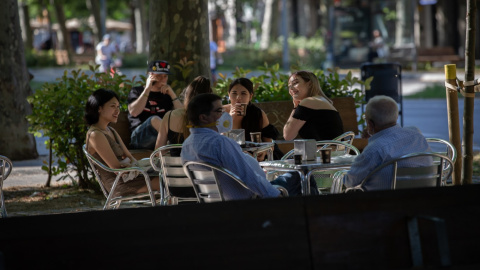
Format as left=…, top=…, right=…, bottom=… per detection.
left=154, top=76, right=212, bottom=151
left=283, top=71, right=344, bottom=141
left=223, top=78, right=280, bottom=160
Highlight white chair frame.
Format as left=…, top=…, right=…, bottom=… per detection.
left=0, top=155, right=13, bottom=218
left=281, top=140, right=360, bottom=160
left=426, top=138, right=457, bottom=185
left=346, top=152, right=454, bottom=192
left=150, top=144, right=197, bottom=205
left=83, top=145, right=156, bottom=210
left=183, top=161, right=260, bottom=203
left=333, top=131, right=356, bottom=145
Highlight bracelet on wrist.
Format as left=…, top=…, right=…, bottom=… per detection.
left=172, top=97, right=179, bottom=101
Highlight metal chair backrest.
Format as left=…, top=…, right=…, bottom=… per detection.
left=0, top=155, right=13, bottom=218
left=82, top=145, right=156, bottom=210
left=359, top=152, right=453, bottom=190
left=150, top=144, right=197, bottom=205
left=183, top=161, right=259, bottom=203
left=426, top=138, right=457, bottom=185
left=333, top=131, right=356, bottom=145
left=281, top=140, right=360, bottom=160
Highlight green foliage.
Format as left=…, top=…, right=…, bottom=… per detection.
left=171, top=57, right=195, bottom=96
left=27, top=65, right=142, bottom=189
left=25, top=50, right=58, bottom=67
left=121, top=53, right=148, bottom=68
left=215, top=63, right=371, bottom=126
left=215, top=63, right=291, bottom=103
left=220, top=34, right=326, bottom=70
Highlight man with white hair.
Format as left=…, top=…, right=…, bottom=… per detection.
left=345, top=95, right=431, bottom=191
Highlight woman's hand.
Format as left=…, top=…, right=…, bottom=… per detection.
left=119, top=157, right=131, bottom=168
left=292, top=98, right=301, bottom=108
left=256, top=151, right=267, bottom=162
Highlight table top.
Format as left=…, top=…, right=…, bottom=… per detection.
left=240, top=141, right=274, bottom=152
left=259, top=154, right=356, bottom=172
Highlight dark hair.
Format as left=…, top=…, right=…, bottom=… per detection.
left=228, top=77, right=254, bottom=95
left=85, top=88, right=119, bottom=125
left=187, top=93, right=222, bottom=126
left=181, top=76, right=212, bottom=139
left=183, top=76, right=212, bottom=107
left=228, top=77, right=263, bottom=134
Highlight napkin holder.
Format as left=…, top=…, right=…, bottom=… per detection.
left=294, top=139, right=316, bottom=161
left=225, top=129, right=245, bottom=146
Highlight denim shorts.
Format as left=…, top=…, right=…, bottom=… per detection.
left=130, top=116, right=158, bottom=150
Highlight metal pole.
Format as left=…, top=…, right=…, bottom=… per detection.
left=444, top=64, right=462, bottom=185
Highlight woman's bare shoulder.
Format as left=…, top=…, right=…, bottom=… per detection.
left=300, top=96, right=336, bottom=110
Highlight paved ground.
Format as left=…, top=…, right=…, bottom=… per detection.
left=5, top=67, right=479, bottom=188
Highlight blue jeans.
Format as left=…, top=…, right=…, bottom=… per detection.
left=270, top=172, right=319, bottom=196
left=130, top=116, right=158, bottom=150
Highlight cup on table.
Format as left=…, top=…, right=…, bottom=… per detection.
left=250, top=132, right=262, bottom=143
left=294, top=154, right=302, bottom=165
left=236, top=103, right=247, bottom=116
left=320, top=148, right=332, bottom=164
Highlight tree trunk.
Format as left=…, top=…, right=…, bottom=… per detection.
left=463, top=0, right=476, bottom=184
left=0, top=0, right=38, bottom=160
left=149, top=0, right=210, bottom=86
left=19, top=1, right=33, bottom=51
left=133, top=0, right=147, bottom=54
left=86, top=0, right=102, bottom=42
left=224, top=0, right=236, bottom=48
left=52, top=0, right=73, bottom=65
left=260, top=0, right=274, bottom=49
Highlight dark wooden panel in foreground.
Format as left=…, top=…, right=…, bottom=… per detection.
left=306, top=185, right=480, bottom=269
left=0, top=198, right=310, bottom=270
left=1, top=185, right=480, bottom=269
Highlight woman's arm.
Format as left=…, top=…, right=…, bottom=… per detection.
left=155, top=110, right=171, bottom=150
left=283, top=108, right=306, bottom=141
left=88, top=130, right=125, bottom=169
left=112, top=128, right=137, bottom=165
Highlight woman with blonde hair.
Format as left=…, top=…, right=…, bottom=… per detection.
left=154, top=76, right=212, bottom=152
left=283, top=70, right=344, bottom=141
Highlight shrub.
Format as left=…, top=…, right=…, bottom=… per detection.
left=121, top=53, right=148, bottom=68
left=27, top=66, right=142, bottom=189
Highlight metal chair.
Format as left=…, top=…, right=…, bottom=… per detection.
left=333, top=131, right=356, bottom=145
left=183, top=161, right=261, bottom=203
left=0, top=155, right=13, bottom=218
left=279, top=141, right=359, bottom=194
left=150, top=144, right=197, bottom=205
left=426, top=138, right=457, bottom=185
left=281, top=140, right=360, bottom=160
left=248, top=142, right=275, bottom=161
left=345, top=152, right=453, bottom=192
left=83, top=145, right=156, bottom=210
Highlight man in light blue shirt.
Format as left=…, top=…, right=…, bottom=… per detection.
left=345, top=95, right=432, bottom=191
left=181, top=93, right=300, bottom=200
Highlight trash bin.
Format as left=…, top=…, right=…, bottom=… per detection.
left=360, top=62, right=403, bottom=126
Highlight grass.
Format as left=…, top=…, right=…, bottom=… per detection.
left=404, top=83, right=462, bottom=99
